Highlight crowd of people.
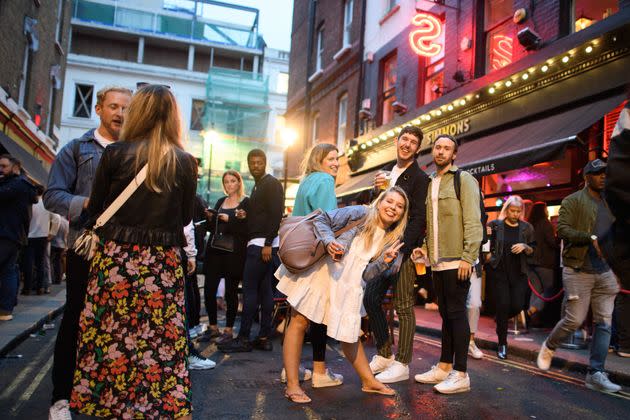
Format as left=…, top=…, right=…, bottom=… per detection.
left=0, top=84, right=628, bottom=418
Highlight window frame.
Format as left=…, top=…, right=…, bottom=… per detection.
left=72, top=83, right=94, bottom=119
left=336, top=93, right=348, bottom=150
left=378, top=50, right=397, bottom=126
left=190, top=99, right=206, bottom=131
left=483, top=0, right=514, bottom=74
left=311, top=112, right=320, bottom=145
left=315, top=27, right=324, bottom=72
left=343, top=0, right=353, bottom=47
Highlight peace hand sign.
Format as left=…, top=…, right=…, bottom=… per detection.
left=383, top=240, right=404, bottom=264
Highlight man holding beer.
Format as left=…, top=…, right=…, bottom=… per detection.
left=364, top=126, right=430, bottom=383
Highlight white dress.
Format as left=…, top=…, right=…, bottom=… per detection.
left=276, top=227, right=385, bottom=343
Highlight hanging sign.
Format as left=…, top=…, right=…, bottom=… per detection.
left=409, top=12, right=443, bottom=57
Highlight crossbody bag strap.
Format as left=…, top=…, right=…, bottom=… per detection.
left=93, top=163, right=148, bottom=229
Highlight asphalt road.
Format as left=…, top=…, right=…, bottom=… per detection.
left=1, top=318, right=629, bottom=419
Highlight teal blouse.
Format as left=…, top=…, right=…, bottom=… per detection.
left=292, top=172, right=337, bottom=216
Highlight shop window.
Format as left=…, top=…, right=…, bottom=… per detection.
left=417, top=14, right=445, bottom=106
left=311, top=112, right=320, bottom=144
left=315, top=27, right=324, bottom=72
left=277, top=72, right=289, bottom=94
left=484, top=0, right=514, bottom=73
left=337, top=94, right=348, bottom=150
left=190, top=99, right=205, bottom=131
left=603, top=100, right=627, bottom=154
left=574, top=0, right=618, bottom=32
left=379, top=52, right=397, bottom=126
left=343, top=0, right=353, bottom=47
left=73, top=84, right=93, bottom=118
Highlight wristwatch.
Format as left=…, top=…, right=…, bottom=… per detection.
left=591, top=235, right=598, bottom=241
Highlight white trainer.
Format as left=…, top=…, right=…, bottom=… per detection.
left=468, top=340, right=483, bottom=360
left=312, top=368, right=344, bottom=388
left=434, top=370, right=471, bottom=394
left=414, top=365, right=450, bottom=384
left=375, top=360, right=409, bottom=383
left=49, top=399, right=72, bottom=420
left=537, top=340, right=555, bottom=371
left=280, top=364, right=313, bottom=383
left=188, top=354, right=216, bottom=370
left=369, top=354, right=395, bottom=374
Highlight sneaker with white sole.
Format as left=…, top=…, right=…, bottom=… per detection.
left=188, top=354, right=216, bottom=370
left=468, top=340, right=483, bottom=360
left=434, top=370, right=470, bottom=394
left=375, top=360, right=409, bottom=383
left=369, top=354, right=395, bottom=374
left=585, top=371, right=621, bottom=393
left=280, top=364, right=313, bottom=383
left=312, top=368, right=344, bottom=388
left=49, top=399, right=72, bottom=420
left=414, top=364, right=450, bottom=384
left=537, top=340, right=555, bottom=371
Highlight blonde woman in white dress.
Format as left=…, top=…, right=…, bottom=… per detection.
left=276, top=187, right=409, bottom=403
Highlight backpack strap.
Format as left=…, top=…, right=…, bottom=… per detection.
left=454, top=169, right=462, bottom=201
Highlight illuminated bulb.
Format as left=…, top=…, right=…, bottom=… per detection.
left=386, top=130, right=395, bottom=137
left=425, top=115, right=431, bottom=120
left=360, top=144, right=367, bottom=150
left=521, top=73, right=529, bottom=80
left=585, top=45, right=593, bottom=53
left=495, top=198, right=503, bottom=207
left=475, top=94, right=480, bottom=99
left=541, top=65, right=549, bottom=72
left=505, top=80, right=512, bottom=87
left=373, top=138, right=380, bottom=144
left=436, top=110, right=442, bottom=116
left=394, top=127, right=402, bottom=133
left=488, top=87, right=496, bottom=94
left=459, top=99, right=466, bottom=106
left=347, top=149, right=353, bottom=155
left=562, top=55, right=570, bottom=63
left=412, top=119, right=420, bottom=125
left=379, top=134, right=388, bottom=141
left=366, top=141, right=373, bottom=147
left=447, top=105, right=453, bottom=111
left=352, top=146, right=359, bottom=151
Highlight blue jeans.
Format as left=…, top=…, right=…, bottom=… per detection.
left=546, top=268, right=619, bottom=372
left=0, top=239, right=20, bottom=312
left=238, top=245, right=279, bottom=340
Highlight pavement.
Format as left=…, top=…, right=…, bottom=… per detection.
left=2, top=282, right=629, bottom=386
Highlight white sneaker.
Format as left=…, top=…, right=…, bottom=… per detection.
left=537, top=340, right=555, bottom=371
left=375, top=360, right=409, bottom=383
left=188, top=354, right=216, bottom=370
left=414, top=365, right=450, bottom=384
left=585, top=371, right=622, bottom=393
left=369, top=354, right=395, bottom=374
left=468, top=340, right=483, bottom=360
left=312, top=368, right=344, bottom=388
left=49, top=399, right=72, bottom=420
left=434, top=370, right=471, bottom=394
left=280, top=364, right=313, bottom=383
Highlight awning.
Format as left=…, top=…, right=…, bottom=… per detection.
left=0, top=132, right=49, bottom=185
left=416, top=93, right=627, bottom=176
left=335, top=168, right=379, bottom=197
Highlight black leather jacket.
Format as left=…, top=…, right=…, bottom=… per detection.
left=87, top=140, right=197, bottom=247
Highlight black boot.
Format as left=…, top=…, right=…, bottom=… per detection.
left=497, top=344, right=507, bottom=360
left=218, top=336, right=252, bottom=353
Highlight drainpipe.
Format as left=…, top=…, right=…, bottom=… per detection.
left=302, top=0, right=317, bottom=153
left=354, top=0, right=367, bottom=138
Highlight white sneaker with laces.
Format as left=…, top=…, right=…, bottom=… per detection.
left=585, top=371, right=621, bottom=393
left=414, top=365, right=450, bottom=384
left=434, top=370, right=471, bottom=394
left=468, top=340, right=483, bottom=360
left=280, top=364, right=313, bottom=383
left=312, top=368, right=344, bottom=388
left=188, top=354, right=216, bottom=370
left=369, top=354, right=395, bottom=374
left=537, top=340, right=555, bottom=371
left=49, top=399, right=72, bottom=420
left=375, top=360, right=409, bottom=383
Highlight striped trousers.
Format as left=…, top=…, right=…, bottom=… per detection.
left=364, top=257, right=416, bottom=364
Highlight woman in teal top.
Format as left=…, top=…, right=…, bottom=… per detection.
left=281, top=143, right=342, bottom=393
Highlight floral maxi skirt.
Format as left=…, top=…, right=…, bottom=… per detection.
left=70, top=240, right=192, bottom=419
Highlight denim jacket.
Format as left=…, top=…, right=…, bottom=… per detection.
left=312, top=205, right=403, bottom=282
left=43, top=129, right=104, bottom=245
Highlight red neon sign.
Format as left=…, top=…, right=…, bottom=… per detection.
left=409, top=12, right=443, bottom=57
left=490, top=34, right=513, bottom=70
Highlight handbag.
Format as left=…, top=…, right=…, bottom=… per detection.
left=72, top=163, right=149, bottom=260
left=209, top=209, right=235, bottom=252
left=278, top=209, right=366, bottom=274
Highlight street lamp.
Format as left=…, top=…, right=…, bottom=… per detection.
left=281, top=127, right=297, bottom=194
left=201, top=128, right=220, bottom=200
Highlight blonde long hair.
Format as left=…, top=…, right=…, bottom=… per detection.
left=498, top=195, right=525, bottom=221
left=300, top=143, right=338, bottom=176
left=121, top=85, right=183, bottom=192
left=358, top=186, right=409, bottom=255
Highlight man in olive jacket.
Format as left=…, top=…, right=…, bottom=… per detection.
left=413, top=134, right=482, bottom=394
left=537, top=159, right=621, bottom=394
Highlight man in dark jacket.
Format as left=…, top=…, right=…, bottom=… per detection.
left=364, top=126, right=430, bottom=383
left=219, top=149, right=284, bottom=353
left=0, top=155, right=37, bottom=320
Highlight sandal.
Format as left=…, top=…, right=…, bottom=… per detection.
left=361, top=385, right=396, bottom=396
left=284, top=389, right=312, bottom=403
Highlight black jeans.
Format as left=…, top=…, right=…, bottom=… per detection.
left=238, top=245, right=279, bottom=340
left=204, top=250, right=245, bottom=328
left=51, top=251, right=90, bottom=404
left=21, top=237, right=48, bottom=291
left=50, top=246, right=65, bottom=285
left=434, top=269, right=471, bottom=372
left=493, top=270, right=528, bottom=346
